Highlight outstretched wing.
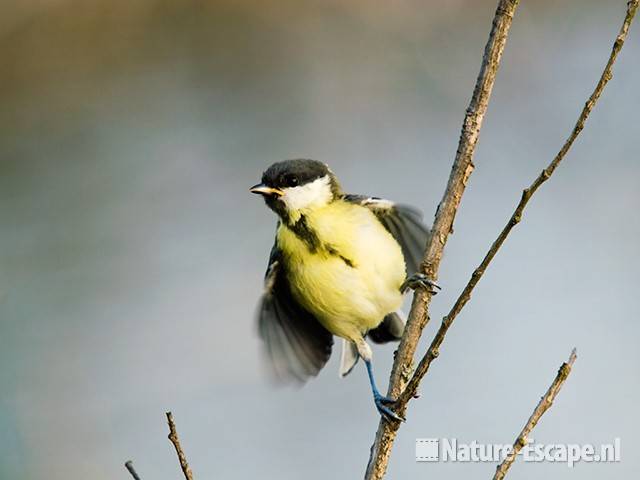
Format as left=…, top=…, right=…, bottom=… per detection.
left=257, top=243, right=333, bottom=383
left=342, top=194, right=431, bottom=275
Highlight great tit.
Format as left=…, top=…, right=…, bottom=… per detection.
left=250, top=159, right=438, bottom=421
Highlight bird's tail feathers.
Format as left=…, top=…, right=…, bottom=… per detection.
left=339, top=339, right=359, bottom=378
left=338, top=312, right=406, bottom=378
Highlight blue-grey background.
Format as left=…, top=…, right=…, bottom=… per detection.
left=1, top=0, right=638, bottom=478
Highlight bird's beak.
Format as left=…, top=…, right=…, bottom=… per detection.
left=250, top=183, right=284, bottom=197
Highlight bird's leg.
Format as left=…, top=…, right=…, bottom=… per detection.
left=400, top=273, right=441, bottom=294
left=355, top=338, right=405, bottom=423
left=364, top=360, right=405, bottom=422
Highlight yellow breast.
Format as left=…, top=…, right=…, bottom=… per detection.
left=277, top=200, right=406, bottom=340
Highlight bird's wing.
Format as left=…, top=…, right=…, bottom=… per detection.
left=342, top=194, right=431, bottom=275
left=257, top=242, right=334, bottom=382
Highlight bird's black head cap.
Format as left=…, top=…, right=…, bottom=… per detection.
left=251, top=159, right=342, bottom=224
left=261, top=159, right=331, bottom=190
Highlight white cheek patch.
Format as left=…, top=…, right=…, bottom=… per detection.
left=281, top=175, right=333, bottom=212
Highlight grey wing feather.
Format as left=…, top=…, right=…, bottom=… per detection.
left=257, top=243, right=333, bottom=383
left=368, top=311, right=405, bottom=344
left=342, top=194, right=431, bottom=275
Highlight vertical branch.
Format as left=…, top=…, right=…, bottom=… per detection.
left=398, top=0, right=639, bottom=407
left=166, top=411, right=195, bottom=480
left=493, top=349, right=578, bottom=480
left=365, top=1, right=521, bottom=478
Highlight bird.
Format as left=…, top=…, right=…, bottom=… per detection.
left=250, top=159, right=438, bottom=421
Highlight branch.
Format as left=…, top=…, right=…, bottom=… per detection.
left=365, top=1, right=521, bottom=478
left=166, top=411, right=195, bottom=480
left=398, top=0, right=638, bottom=406
left=124, top=460, right=142, bottom=480
left=493, top=349, right=578, bottom=480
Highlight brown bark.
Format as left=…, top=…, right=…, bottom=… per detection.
left=365, top=0, right=638, bottom=478
left=167, top=412, right=195, bottom=480
left=493, top=350, right=577, bottom=480
left=364, top=2, right=521, bottom=478
left=399, top=0, right=639, bottom=407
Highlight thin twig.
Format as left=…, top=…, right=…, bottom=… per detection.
left=398, top=0, right=639, bottom=406
left=124, top=460, right=142, bottom=480
left=493, top=349, right=578, bottom=480
left=166, top=411, right=195, bottom=480
left=364, top=1, right=521, bottom=478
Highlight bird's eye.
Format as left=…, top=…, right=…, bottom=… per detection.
left=283, top=174, right=299, bottom=187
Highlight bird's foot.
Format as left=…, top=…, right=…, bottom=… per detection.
left=401, top=273, right=441, bottom=294
left=374, top=393, right=405, bottom=423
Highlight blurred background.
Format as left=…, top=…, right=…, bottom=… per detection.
left=1, top=0, right=639, bottom=478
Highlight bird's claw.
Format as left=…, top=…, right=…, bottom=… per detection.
left=401, top=273, right=441, bottom=295
left=374, top=394, right=405, bottom=423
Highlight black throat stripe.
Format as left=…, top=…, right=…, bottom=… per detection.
left=287, top=215, right=355, bottom=267
left=288, top=215, right=321, bottom=252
